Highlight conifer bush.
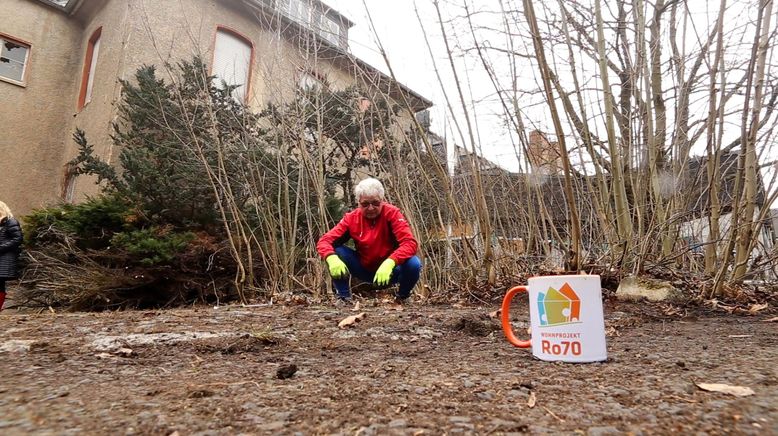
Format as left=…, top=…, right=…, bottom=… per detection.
left=23, top=195, right=133, bottom=249
left=19, top=58, right=265, bottom=308
left=110, top=228, right=196, bottom=266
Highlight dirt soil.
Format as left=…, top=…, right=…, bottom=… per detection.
left=0, top=297, right=776, bottom=435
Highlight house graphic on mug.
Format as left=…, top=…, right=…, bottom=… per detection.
left=537, top=283, right=581, bottom=326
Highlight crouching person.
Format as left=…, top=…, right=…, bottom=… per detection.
left=316, top=178, right=422, bottom=306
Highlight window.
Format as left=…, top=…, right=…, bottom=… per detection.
left=212, top=27, right=253, bottom=103
left=299, top=71, right=324, bottom=91
left=277, top=0, right=342, bottom=47
left=319, top=15, right=340, bottom=46
left=62, top=164, right=78, bottom=203
left=280, top=0, right=309, bottom=24
left=291, top=0, right=311, bottom=23
left=0, top=35, right=31, bottom=84
left=77, top=27, right=102, bottom=110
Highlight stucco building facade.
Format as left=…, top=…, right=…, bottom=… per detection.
left=0, top=0, right=431, bottom=216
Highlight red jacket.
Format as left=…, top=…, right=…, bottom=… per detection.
left=317, top=203, right=418, bottom=271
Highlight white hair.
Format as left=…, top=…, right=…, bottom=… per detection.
left=354, top=178, right=385, bottom=199
left=0, top=201, right=12, bottom=220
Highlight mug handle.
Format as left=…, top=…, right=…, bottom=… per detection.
left=501, top=285, right=531, bottom=348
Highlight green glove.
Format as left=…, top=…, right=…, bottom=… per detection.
left=326, top=255, right=349, bottom=279
left=373, top=258, right=396, bottom=286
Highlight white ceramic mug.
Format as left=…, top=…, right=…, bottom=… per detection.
left=501, top=275, right=607, bottom=362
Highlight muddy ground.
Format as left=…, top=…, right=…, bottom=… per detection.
left=0, top=295, right=776, bottom=435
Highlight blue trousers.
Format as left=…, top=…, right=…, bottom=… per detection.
left=332, top=246, right=422, bottom=300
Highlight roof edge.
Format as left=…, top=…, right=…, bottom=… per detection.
left=241, top=0, right=432, bottom=112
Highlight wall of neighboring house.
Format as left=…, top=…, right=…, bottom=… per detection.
left=0, top=0, right=83, bottom=216
left=62, top=0, right=130, bottom=204
left=679, top=210, right=775, bottom=278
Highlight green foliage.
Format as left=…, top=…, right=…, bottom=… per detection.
left=110, top=228, right=195, bottom=266
left=68, top=129, right=120, bottom=189
left=24, top=195, right=135, bottom=249
left=68, top=57, right=269, bottom=227
left=32, top=56, right=422, bottom=307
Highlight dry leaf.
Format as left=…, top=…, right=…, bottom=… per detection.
left=696, top=383, right=754, bottom=397
left=488, top=310, right=501, bottom=319
left=338, top=312, right=366, bottom=329
left=115, top=348, right=135, bottom=357
left=605, top=326, right=620, bottom=337
left=763, top=317, right=778, bottom=322
left=663, top=306, right=682, bottom=316
left=748, top=303, right=768, bottom=313
left=95, top=353, right=113, bottom=359
left=727, top=334, right=752, bottom=338
left=351, top=301, right=361, bottom=311
left=527, top=391, right=537, bottom=408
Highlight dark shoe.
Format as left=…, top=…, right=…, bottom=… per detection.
left=389, top=296, right=410, bottom=309
left=334, top=297, right=352, bottom=308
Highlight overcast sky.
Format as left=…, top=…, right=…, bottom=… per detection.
left=325, top=0, right=778, bottom=190
left=327, top=0, right=527, bottom=172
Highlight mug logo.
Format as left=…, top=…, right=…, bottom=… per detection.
left=537, top=283, right=581, bottom=326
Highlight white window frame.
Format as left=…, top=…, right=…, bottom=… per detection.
left=84, top=36, right=100, bottom=105
left=212, top=27, right=253, bottom=103
left=0, top=34, right=31, bottom=85
left=299, top=71, right=323, bottom=91
left=318, top=15, right=340, bottom=46
left=78, top=27, right=102, bottom=110
left=285, top=0, right=309, bottom=24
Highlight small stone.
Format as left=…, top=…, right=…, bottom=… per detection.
left=276, top=364, right=298, bottom=380
left=187, top=389, right=214, bottom=399
left=625, top=427, right=645, bottom=436
left=587, top=426, right=621, bottom=436
left=463, top=380, right=475, bottom=388
left=476, top=391, right=494, bottom=401
left=388, top=419, right=407, bottom=428
left=258, top=421, right=286, bottom=431
left=356, top=424, right=386, bottom=436
left=609, top=387, right=630, bottom=397
left=273, top=412, right=292, bottom=421
left=635, top=390, right=661, bottom=401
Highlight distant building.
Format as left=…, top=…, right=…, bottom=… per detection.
left=678, top=151, right=775, bottom=277
left=528, top=129, right=564, bottom=175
